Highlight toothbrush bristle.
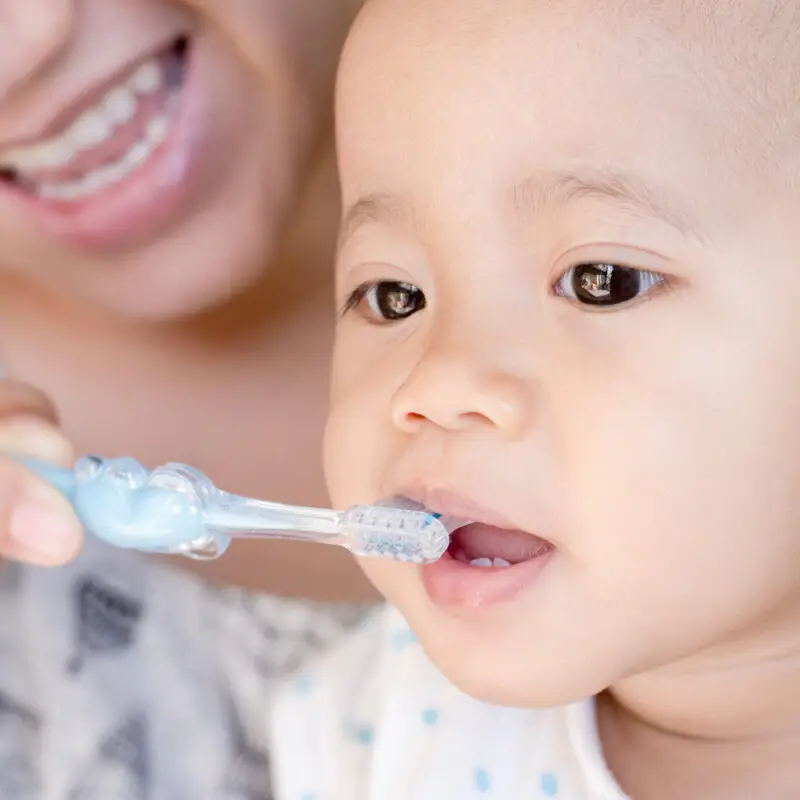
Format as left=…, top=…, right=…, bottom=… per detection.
left=343, top=503, right=450, bottom=563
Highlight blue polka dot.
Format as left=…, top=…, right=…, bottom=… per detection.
left=355, top=725, right=374, bottom=744
left=293, top=674, right=314, bottom=694
left=391, top=628, right=417, bottom=648
left=474, top=767, right=491, bottom=792
left=420, top=708, right=439, bottom=726
left=343, top=718, right=375, bottom=745
left=300, top=794, right=315, bottom=800
left=540, top=772, right=559, bottom=796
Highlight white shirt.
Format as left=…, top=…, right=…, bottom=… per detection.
left=270, top=605, right=628, bottom=800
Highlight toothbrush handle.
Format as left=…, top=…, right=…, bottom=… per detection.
left=203, top=491, right=343, bottom=539
left=14, top=456, right=347, bottom=550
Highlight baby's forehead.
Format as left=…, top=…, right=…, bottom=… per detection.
left=338, top=0, right=799, bottom=204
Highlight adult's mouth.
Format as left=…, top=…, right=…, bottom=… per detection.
left=1, top=38, right=187, bottom=201
left=0, top=35, right=211, bottom=250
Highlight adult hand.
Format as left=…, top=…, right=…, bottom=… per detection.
left=0, top=381, right=82, bottom=565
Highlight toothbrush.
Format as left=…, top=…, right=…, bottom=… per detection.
left=16, top=455, right=454, bottom=564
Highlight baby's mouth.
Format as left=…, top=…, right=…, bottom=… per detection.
left=0, top=37, right=189, bottom=203
left=447, top=522, right=553, bottom=568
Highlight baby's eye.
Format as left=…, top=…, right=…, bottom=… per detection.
left=554, top=263, right=664, bottom=307
left=344, top=281, right=426, bottom=322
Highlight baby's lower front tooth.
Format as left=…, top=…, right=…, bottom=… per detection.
left=493, top=558, right=511, bottom=568
left=469, top=557, right=493, bottom=568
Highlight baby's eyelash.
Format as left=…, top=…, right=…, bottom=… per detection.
left=341, top=283, right=369, bottom=317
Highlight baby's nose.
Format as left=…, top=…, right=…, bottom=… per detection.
left=391, top=340, right=533, bottom=439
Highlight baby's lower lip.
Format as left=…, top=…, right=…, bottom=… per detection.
left=420, top=525, right=554, bottom=608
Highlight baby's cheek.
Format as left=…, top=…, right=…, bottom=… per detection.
left=323, top=402, right=379, bottom=507
left=322, top=415, right=355, bottom=507
left=354, top=557, right=416, bottom=606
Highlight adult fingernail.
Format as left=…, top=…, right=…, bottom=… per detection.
left=9, top=493, right=82, bottom=562
left=0, top=417, right=74, bottom=464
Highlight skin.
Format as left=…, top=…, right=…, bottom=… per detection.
left=328, top=0, right=800, bottom=793
left=0, top=0, right=377, bottom=601
left=0, top=0, right=353, bottom=318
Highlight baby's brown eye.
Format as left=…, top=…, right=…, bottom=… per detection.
left=348, top=281, right=426, bottom=322
left=554, top=263, right=664, bottom=307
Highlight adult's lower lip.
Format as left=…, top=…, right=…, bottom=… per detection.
left=420, top=544, right=554, bottom=609
left=3, top=39, right=214, bottom=252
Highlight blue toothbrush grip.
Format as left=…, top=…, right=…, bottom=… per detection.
left=14, top=457, right=77, bottom=501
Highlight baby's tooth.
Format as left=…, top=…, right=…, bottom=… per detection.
left=469, top=557, right=493, bottom=568
left=493, top=558, right=511, bottom=568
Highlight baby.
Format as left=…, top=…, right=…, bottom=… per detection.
left=269, top=0, right=800, bottom=797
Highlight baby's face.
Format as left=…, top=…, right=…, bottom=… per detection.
left=327, top=0, right=800, bottom=706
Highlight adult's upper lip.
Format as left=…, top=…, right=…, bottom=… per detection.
left=0, top=37, right=183, bottom=153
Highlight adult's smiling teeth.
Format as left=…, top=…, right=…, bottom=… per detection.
left=0, top=41, right=187, bottom=202
left=35, top=104, right=176, bottom=202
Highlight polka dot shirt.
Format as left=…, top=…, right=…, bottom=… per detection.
left=269, top=606, right=628, bottom=800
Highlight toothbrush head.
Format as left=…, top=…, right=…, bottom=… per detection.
left=340, top=497, right=456, bottom=564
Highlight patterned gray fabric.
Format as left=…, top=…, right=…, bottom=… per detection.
left=0, top=538, right=368, bottom=799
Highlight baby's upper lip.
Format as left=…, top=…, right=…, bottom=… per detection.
left=395, top=485, right=521, bottom=530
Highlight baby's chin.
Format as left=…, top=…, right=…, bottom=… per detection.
left=444, top=663, right=605, bottom=710
left=409, top=618, right=620, bottom=709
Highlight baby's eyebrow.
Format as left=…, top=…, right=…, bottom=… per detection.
left=338, top=169, right=702, bottom=254
left=338, top=192, right=412, bottom=255
left=511, top=169, right=702, bottom=239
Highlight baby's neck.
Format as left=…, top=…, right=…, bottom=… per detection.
left=598, top=643, right=800, bottom=798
